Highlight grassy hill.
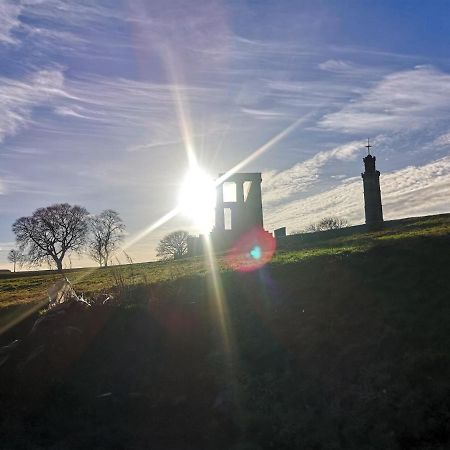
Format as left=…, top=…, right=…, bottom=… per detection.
left=1, top=214, right=450, bottom=449
left=2, top=214, right=449, bottom=312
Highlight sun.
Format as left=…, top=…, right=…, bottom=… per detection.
left=178, top=165, right=216, bottom=232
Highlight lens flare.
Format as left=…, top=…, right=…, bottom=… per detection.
left=250, top=245, right=262, bottom=260
left=226, top=227, right=276, bottom=272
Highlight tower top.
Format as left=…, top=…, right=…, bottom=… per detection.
left=365, top=138, right=372, bottom=155
left=362, top=138, right=377, bottom=174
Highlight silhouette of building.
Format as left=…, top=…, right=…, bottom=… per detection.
left=361, top=139, right=384, bottom=230
left=213, top=172, right=263, bottom=240
left=210, top=172, right=267, bottom=252
left=187, top=172, right=269, bottom=255
left=274, top=227, right=286, bottom=238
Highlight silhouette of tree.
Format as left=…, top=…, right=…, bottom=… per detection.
left=12, top=203, right=89, bottom=273
left=7, top=249, right=24, bottom=272
left=305, top=216, right=349, bottom=232
left=156, top=230, right=190, bottom=260
left=87, top=209, right=126, bottom=267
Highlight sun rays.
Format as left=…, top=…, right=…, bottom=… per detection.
left=1, top=49, right=306, bottom=352
left=109, top=49, right=312, bottom=360
left=120, top=114, right=310, bottom=253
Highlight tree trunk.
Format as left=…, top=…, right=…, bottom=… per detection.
left=56, top=259, right=63, bottom=273
left=13, top=261, right=16, bottom=273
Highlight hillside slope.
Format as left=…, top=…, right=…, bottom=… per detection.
left=0, top=215, right=450, bottom=449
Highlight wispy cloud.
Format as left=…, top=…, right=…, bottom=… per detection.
left=0, top=170, right=60, bottom=197
left=317, top=59, right=389, bottom=80
left=21, top=0, right=122, bottom=27
left=433, top=131, right=450, bottom=147
left=19, top=23, right=87, bottom=49
left=50, top=75, right=227, bottom=146
left=318, top=59, right=357, bottom=72
left=262, top=140, right=363, bottom=205
left=231, top=35, right=314, bottom=59
left=127, top=130, right=222, bottom=152
left=320, top=66, right=450, bottom=133
left=0, top=69, right=66, bottom=142
left=0, top=1, right=21, bottom=45
left=328, top=44, right=430, bottom=62
left=241, top=107, right=293, bottom=120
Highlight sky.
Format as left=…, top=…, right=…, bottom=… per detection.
left=1, top=0, right=450, bottom=269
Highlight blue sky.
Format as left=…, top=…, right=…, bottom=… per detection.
left=1, top=0, right=450, bottom=268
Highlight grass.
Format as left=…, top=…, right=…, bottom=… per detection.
left=1, top=213, right=449, bottom=333
left=2, top=213, right=449, bottom=310
left=0, top=213, right=450, bottom=449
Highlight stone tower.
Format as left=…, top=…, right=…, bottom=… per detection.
left=361, top=139, right=383, bottom=230
left=212, top=172, right=264, bottom=250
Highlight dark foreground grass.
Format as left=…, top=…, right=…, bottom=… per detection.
left=0, top=214, right=449, bottom=449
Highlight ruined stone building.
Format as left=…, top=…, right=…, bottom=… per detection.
left=361, top=141, right=384, bottom=230
left=212, top=172, right=263, bottom=246
left=187, top=172, right=267, bottom=255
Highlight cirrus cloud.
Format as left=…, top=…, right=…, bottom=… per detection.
left=0, top=1, right=21, bottom=45
left=320, top=66, right=450, bottom=133
left=262, top=140, right=363, bottom=205
left=0, top=69, right=66, bottom=142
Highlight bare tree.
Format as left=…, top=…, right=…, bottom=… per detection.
left=8, top=249, right=24, bottom=272
left=305, top=216, right=349, bottom=232
left=87, top=209, right=125, bottom=267
left=156, top=230, right=190, bottom=260
left=12, top=203, right=89, bottom=273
